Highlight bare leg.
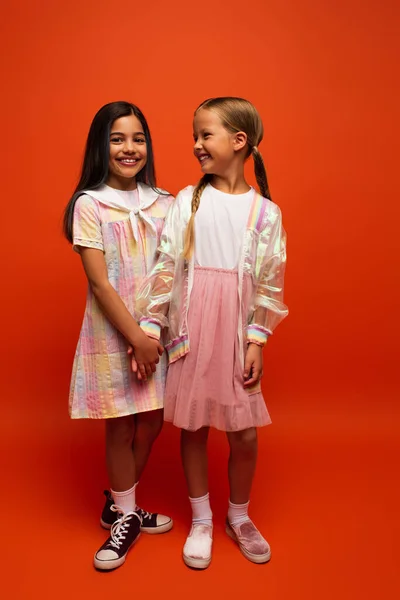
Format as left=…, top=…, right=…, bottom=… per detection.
left=132, top=408, right=164, bottom=482
left=96, top=416, right=140, bottom=571
left=226, top=427, right=258, bottom=504
left=105, top=415, right=136, bottom=491
left=180, top=427, right=210, bottom=497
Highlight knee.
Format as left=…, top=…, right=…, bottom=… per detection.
left=146, top=414, right=164, bottom=441
left=181, top=426, right=209, bottom=446
left=136, top=409, right=164, bottom=443
left=228, top=428, right=257, bottom=454
left=106, top=416, right=135, bottom=447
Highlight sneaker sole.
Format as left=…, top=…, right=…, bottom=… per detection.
left=141, top=519, right=173, bottom=534
left=183, top=552, right=212, bottom=570
left=93, top=533, right=141, bottom=571
left=100, top=519, right=112, bottom=530
left=100, top=518, right=173, bottom=535
left=225, top=526, right=271, bottom=564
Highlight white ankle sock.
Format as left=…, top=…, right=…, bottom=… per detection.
left=134, top=480, right=140, bottom=511
left=111, top=483, right=137, bottom=514
left=228, top=499, right=250, bottom=526
left=190, top=492, right=213, bottom=526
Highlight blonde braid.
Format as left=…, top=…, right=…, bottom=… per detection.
left=182, top=174, right=210, bottom=259
left=252, top=146, right=271, bottom=200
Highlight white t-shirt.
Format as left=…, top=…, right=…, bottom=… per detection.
left=194, top=184, right=254, bottom=270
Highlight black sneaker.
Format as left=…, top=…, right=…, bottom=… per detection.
left=136, top=507, right=173, bottom=534
left=94, top=508, right=141, bottom=571
left=100, top=490, right=173, bottom=534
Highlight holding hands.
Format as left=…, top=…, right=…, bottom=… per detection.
left=128, top=333, right=163, bottom=381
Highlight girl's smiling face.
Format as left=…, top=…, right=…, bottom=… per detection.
left=193, top=109, right=236, bottom=176
left=107, top=114, right=147, bottom=189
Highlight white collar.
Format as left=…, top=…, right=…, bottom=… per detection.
left=82, top=182, right=160, bottom=213
left=81, top=182, right=163, bottom=242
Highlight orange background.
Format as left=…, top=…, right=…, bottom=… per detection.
left=1, top=0, right=399, bottom=598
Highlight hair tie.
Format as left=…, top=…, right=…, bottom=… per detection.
left=252, top=145, right=258, bottom=152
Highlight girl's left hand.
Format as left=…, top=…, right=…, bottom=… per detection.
left=243, top=343, right=263, bottom=387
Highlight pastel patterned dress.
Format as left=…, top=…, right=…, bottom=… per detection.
left=69, top=183, right=173, bottom=419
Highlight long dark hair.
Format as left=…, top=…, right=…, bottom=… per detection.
left=63, top=101, right=157, bottom=243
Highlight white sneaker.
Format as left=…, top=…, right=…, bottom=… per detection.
left=183, top=523, right=213, bottom=569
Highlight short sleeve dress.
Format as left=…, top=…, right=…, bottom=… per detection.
left=69, top=184, right=173, bottom=420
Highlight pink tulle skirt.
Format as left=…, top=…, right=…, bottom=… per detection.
left=164, top=267, right=271, bottom=432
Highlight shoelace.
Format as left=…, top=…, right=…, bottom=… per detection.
left=107, top=505, right=137, bottom=550
left=137, top=507, right=152, bottom=520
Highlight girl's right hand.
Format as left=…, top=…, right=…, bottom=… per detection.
left=131, top=334, right=164, bottom=381
left=79, top=248, right=163, bottom=381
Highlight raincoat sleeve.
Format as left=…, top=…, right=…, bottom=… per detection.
left=135, top=197, right=181, bottom=341
left=246, top=204, right=289, bottom=346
